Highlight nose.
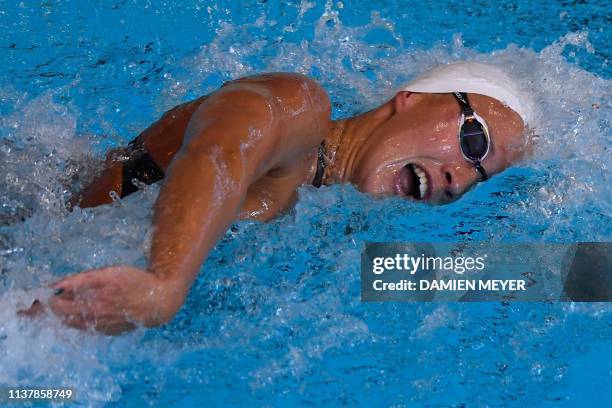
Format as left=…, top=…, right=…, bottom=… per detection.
left=440, top=164, right=479, bottom=202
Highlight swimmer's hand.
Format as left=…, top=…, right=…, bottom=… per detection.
left=48, top=266, right=186, bottom=335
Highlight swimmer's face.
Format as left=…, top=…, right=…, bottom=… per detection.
left=352, top=92, right=528, bottom=204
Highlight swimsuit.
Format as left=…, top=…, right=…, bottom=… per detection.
left=119, top=139, right=327, bottom=198
left=119, top=138, right=165, bottom=197
left=311, top=141, right=326, bottom=188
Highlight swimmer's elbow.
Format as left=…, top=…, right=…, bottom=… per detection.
left=179, top=142, right=255, bottom=189
left=180, top=119, right=275, bottom=185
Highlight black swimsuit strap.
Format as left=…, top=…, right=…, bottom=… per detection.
left=311, top=141, right=326, bottom=188
left=120, top=138, right=165, bottom=197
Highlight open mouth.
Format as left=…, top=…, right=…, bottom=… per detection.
left=396, top=163, right=430, bottom=200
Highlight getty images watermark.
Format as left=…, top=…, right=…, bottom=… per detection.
left=361, top=243, right=611, bottom=302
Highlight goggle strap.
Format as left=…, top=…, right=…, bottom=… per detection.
left=453, top=92, right=474, bottom=117
left=474, top=161, right=488, bottom=181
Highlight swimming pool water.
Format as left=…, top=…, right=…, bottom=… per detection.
left=0, top=0, right=610, bottom=406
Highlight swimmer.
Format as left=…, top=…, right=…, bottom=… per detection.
left=22, top=62, right=533, bottom=334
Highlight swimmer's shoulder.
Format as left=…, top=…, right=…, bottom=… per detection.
left=222, top=72, right=331, bottom=118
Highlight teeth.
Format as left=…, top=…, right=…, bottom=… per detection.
left=411, top=164, right=428, bottom=198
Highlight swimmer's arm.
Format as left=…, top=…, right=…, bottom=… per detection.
left=146, top=88, right=281, bottom=316
left=135, top=94, right=209, bottom=168
left=46, top=89, right=282, bottom=332
left=46, top=74, right=328, bottom=333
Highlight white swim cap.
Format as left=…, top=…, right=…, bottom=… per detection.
left=399, top=61, right=534, bottom=125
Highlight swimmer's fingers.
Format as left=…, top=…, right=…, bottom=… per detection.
left=48, top=296, right=99, bottom=330
left=50, top=268, right=111, bottom=296
left=16, top=299, right=46, bottom=318
left=50, top=297, right=136, bottom=335
left=90, top=317, right=137, bottom=336
left=49, top=296, right=81, bottom=320
left=49, top=284, right=130, bottom=333
left=17, top=297, right=89, bottom=332
left=60, top=313, right=90, bottom=331
left=49, top=266, right=176, bottom=334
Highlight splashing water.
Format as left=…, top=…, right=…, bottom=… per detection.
left=0, top=1, right=610, bottom=406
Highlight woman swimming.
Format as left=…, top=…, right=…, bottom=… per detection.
left=26, top=62, right=532, bottom=334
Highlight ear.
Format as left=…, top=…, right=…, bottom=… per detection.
left=393, top=91, right=418, bottom=113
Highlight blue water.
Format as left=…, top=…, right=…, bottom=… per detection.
left=0, top=0, right=610, bottom=406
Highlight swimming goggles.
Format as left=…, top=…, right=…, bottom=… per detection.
left=453, top=92, right=490, bottom=181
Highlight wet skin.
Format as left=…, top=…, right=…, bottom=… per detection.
left=341, top=91, right=526, bottom=203
left=24, top=73, right=527, bottom=334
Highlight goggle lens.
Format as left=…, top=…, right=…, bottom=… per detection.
left=460, top=119, right=488, bottom=161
